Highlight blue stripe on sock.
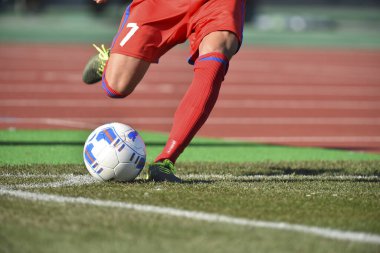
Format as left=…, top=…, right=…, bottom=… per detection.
left=102, top=78, right=116, bottom=97
left=111, top=4, right=131, bottom=49
left=102, top=79, right=125, bottom=98
left=197, top=56, right=228, bottom=65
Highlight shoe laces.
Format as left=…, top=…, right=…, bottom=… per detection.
left=158, top=159, right=176, bottom=174
left=92, top=44, right=109, bottom=76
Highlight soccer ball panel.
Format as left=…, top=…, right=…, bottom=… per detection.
left=125, top=129, right=145, bottom=147
left=116, top=145, right=134, bottom=163
left=84, top=159, right=103, bottom=181
left=83, top=159, right=115, bottom=181
left=114, top=163, right=140, bottom=182
left=127, top=133, right=146, bottom=155
left=96, top=145, right=119, bottom=168
left=97, top=166, right=116, bottom=181
left=111, top=122, right=132, bottom=135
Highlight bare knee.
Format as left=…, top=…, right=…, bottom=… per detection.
left=102, top=54, right=150, bottom=98
left=199, top=31, right=239, bottom=60
left=102, top=71, right=137, bottom=98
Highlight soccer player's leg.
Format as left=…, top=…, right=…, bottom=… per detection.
left=102, top=53, right=150, bottom=98
left=149, top=0, right=245, bottom=182
left=149, top=31, right=239, bottom=182
left=198, top=31, right=239, bottom=60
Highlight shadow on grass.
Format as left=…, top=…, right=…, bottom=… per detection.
left=177, top=160, right=380, bottom=178
left=119, top=178, right=213, bottom=185
left=2, top=163, right=379, bottom=185
left=244, top=167, right=345, bottom=176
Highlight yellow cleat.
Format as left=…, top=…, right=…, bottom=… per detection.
left=82, top=44, right=110, bottom=84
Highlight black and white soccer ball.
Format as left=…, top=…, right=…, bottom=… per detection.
left=83, top=122, right=146, bottom=182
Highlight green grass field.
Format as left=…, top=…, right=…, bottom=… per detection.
left=1, top=129, right=380, bottom=253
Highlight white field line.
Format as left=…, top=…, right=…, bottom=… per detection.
left=0, top=173, right=98, bottom=189
left=2, top=117, right=380, bottom=126
left=2, top=173, right=378, bottom=183
left=2, top=99, right=380, bottom=110
left=0, top=173, right=63, bottom=178
left=1, top=173, right=379, bottom=243
left=16, top=175, right=99, bottom=189
left=1, top=187, right=380, bottom=245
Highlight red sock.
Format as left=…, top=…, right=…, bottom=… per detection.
left=155, top=52, right=229, bottom=163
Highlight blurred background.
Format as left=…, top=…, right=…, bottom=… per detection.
left=0, top=0, right=380, bottom=47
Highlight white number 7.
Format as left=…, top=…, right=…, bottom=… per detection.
left=119, top=23, right=139, bottom=47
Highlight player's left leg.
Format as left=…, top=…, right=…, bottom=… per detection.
left=148, top=31, right=239, bottom=182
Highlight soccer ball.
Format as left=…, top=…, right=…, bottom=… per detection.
left=83, top=122, right=146, bottom=182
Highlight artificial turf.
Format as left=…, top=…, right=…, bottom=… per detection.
left=1, top=163, right=380, bottom=253
left=1, top=130, right=380, bottom=253
left=1, top=129, right=380, bottom=165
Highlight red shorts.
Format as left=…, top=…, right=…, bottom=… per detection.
left=110, top=0, right=246, bottom=64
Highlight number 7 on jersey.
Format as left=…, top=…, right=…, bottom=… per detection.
left=119, top=23, right=139, bottom=47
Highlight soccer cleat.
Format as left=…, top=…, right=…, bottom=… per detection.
left=146, top=159, right=182, bottom=183
left=82, top=44, right=110, bottom=84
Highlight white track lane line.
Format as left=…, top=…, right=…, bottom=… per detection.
left=2, top=99, right=380, bottom=109
left=223, top=136, right=380, bottom=143
left=2, top=117, right=380, bottom=126
left=2, top=118, right=380, bottom=144
left=1, top=186, right=380, bottom=245
left=3, top=84, right=380, bottom=96
left=0, top=118, right=99, bottom=129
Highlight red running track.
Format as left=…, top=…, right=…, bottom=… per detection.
left=1, top=44, right=380, bottom=153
